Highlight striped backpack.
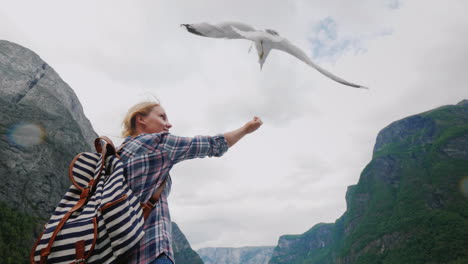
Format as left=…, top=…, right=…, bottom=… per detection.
left=30, top=137, right=164, bottom=264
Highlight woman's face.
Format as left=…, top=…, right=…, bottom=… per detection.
left=139, top=105, right=172, bottom=134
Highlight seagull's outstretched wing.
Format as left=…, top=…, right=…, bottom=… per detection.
left=230, top=26, right=284, bottom=42
left=216, top=21, right=257, bottom=38
left=182, top=22, right=258, bottom=39
left=272, top=39, right=368, bottom=89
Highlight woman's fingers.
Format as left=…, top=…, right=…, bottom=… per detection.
left=246, top=117, right=263, bottom=133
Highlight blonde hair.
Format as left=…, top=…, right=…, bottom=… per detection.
left=122, top=101, right=160, bottom=137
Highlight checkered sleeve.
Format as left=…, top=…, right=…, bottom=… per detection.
left=162, top=133, right=229, bottom=164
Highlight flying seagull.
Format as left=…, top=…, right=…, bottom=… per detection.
left=181, top=22, right=368, bottom=89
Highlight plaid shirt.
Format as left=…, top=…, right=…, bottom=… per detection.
left=118, top=132, right=229, bottom=264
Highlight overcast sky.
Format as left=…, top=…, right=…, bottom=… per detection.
left=2, top=0, right=467, bottom=250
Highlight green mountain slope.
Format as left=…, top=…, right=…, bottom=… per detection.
left=269, top=100, right=468, bottom=264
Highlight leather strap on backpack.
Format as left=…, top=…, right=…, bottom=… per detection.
left=94, top=136, right=116, bottom=157
left=38, top=182, right=93, bottom=263
left=141, top=177, right=168, bottom=220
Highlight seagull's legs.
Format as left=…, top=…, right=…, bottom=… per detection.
left=260, top=40, right=264, bottom=59
left=256, top=40, right=271, bottom=71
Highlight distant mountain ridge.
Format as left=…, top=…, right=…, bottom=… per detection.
left=198, top=246, right=275, bottom=264
left=269, top=100, right=468, bottom=264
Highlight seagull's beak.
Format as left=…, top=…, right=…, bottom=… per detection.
left=180, top=24, right=205, bottom=36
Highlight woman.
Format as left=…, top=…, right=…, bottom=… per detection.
left=118, top=101, right=263, bottom=264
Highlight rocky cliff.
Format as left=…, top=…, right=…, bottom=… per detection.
left=269, top=100, right=468, bottom=264
left=173, top=222, right=204, bottom=264
left=0, top=40, right=204, bottom=264
left=0, top=39, right=99, bottom=263
left=0, top=39, right=98, bottom=218
left=198, top=246, right=275, bottom=264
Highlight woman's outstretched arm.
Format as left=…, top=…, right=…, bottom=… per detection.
left=160, top=116, right=263, bottom=164
left=224, top=116, right=263, bottom=147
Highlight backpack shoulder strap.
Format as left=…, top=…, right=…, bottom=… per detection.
left=141, top=177, right=168, bottom=220
left=94, top=136, right=116, bottom=157
left=115, top=143, right=127, bottom=159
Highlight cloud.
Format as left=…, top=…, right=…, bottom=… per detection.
left=309, top=17, right=394, bottom=62
left=387, top=0, right=401, bottom=9
left=310, top=17, right=362, bottom=60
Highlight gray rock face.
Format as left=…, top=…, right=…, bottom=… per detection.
left=361, top=155, right=401, bottom=187
left=198, top=246, right=275, bottom=264
left=442, top=134, right=468, bottom=160
left=374, top=99, right=468, bottom=156
left=0, top=40, right=96, bottom=143
left=373, top=115, right=436, bottom=154
left=0, top=40, right=98, bottom=218
left=457, top=99, right=468, bottom=106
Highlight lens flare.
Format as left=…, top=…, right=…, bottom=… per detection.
left=7, top=122, right=45, bottom=148
left=460, top=176, right=468, bottom=198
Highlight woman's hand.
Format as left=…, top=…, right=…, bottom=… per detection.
left=243, top=116, right=263, bottom=134
left=224, top=116, right=263, bottom=147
